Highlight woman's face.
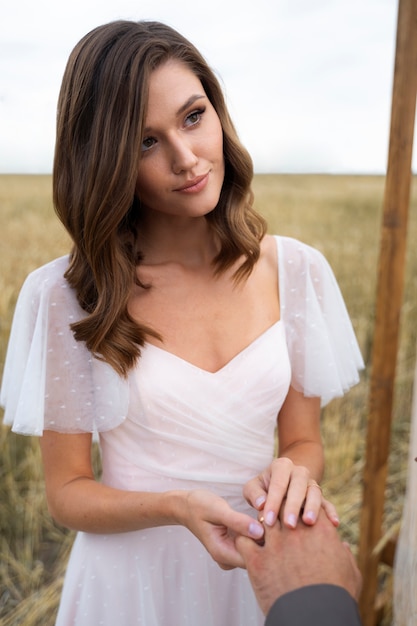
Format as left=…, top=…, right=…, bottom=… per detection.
left=135, top=59, right=225, bottom=220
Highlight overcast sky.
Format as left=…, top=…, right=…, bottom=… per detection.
left=1, top=0, right=411, bottom=174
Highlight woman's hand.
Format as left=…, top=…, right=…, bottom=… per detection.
left=243, top=457, right=339, bottom=529
left=181, top=490, right=265, bottom=570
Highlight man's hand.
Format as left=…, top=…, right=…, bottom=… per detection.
left=236, top=509, right=362, bottom=615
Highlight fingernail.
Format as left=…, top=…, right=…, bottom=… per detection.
left=304, top=510, right=316, bottom=523
left=255, top=495, right=266, bottom=508
left=265, top=511, right=275, bottom=526
left=249, top=522, right=264, bottom=539
left=287, top=513, right=297, bottom=528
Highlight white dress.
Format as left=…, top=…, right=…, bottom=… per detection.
left=1, top=236, right=364, bottom=626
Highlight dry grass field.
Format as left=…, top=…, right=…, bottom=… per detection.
left=0, top=173, right=416, bottom=625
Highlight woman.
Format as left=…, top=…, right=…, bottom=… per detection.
left=1, top=20, right=364, bottom=625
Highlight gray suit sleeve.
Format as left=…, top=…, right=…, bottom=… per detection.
left=265, top=584, right=362, bottom=626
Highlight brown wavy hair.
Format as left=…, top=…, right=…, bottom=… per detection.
left=53, top=20, right=267, bottom=377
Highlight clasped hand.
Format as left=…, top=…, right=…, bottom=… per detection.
left=182, top=459, right=339, bottom=573
left=182, top=489, right=265, bottom=570
left=243, top=456, right=339, bottom=529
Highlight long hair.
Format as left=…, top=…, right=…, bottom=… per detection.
left=53, top=20, right=267, bottom=377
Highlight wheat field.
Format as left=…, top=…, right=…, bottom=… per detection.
left=0, top=173, right=416, bottom=625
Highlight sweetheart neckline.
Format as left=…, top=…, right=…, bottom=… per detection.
left=142, top=319, right=283, bottom=375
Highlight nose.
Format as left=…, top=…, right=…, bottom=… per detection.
left=170, top=133, right=198, bottom=174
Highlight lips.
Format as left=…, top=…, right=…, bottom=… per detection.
left=174, top=173, right=209, bottom=193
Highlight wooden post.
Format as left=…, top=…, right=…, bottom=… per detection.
left=358, top=0, right=417, bottom=624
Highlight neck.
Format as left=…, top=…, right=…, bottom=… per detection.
left=136, top=214, right=219, bottom=268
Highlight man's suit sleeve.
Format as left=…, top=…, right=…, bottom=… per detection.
left=265, top=584, right=362, bottom=626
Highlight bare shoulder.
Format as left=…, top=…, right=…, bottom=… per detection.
left=259, top=234, right=278, bottom=272
left=250, top=234, right=279, bottom=310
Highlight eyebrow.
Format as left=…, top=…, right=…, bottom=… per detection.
left=143, top=94, right=206, bottom=135
left=176, top=94, right=206, bottom=116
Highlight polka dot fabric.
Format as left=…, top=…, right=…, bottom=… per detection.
left=1, top=236, right=363, bottom=625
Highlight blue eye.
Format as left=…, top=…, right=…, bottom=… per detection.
left=141, top=137, right=156, bottom=152
left=184, top=108, right=205, bottom=127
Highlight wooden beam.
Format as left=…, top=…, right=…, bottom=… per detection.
left=358, top=1, right=417, bottom=624
left=380, top=538, right=398, bottom=568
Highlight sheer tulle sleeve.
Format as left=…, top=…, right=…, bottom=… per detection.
left=0, top=256, right=129, bottom=436
left=276, top=236, right=364, bottom=406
